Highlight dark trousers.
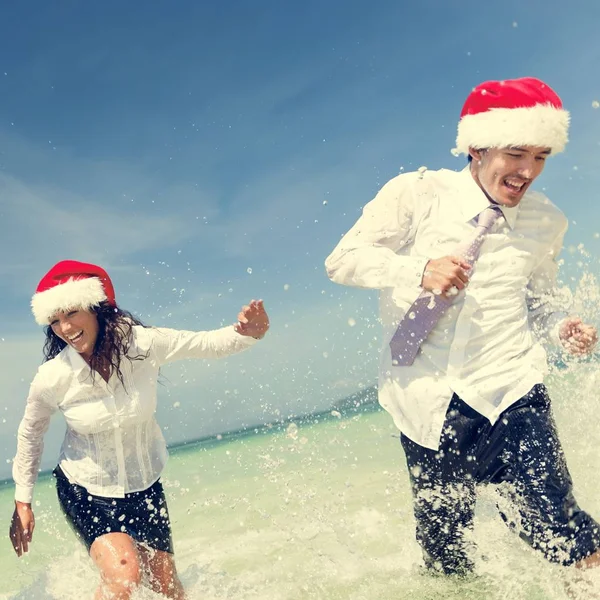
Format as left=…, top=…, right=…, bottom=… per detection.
left=401, top=384, right=600, bottom=575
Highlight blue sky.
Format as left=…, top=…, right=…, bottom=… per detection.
left=1, top=0, right=600, bottom=478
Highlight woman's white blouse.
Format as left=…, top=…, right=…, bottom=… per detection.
left=13, top=325, right=257, bottom=502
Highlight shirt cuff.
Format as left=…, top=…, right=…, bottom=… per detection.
left=547, top=312, right=569, bottom=347
left=388, top=255, right=429, bottom=289
left=15, top=485, right=34, bottom=504
left=231, top=326, right=261, bottom=346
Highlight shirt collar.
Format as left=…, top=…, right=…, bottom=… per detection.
left=66, top=346, right=91, bottom=380
left=457, top=167, right=519, bottom=230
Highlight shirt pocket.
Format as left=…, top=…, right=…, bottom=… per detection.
left=486, top=245, right=535, bottom=284
left=411, top=220, right=463, bottom=260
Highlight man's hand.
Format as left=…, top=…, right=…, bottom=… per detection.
left=421, top=256, right=471, bottom=297
left=234, top=299, right=270, bottom=339
left=559, top=317, right=598, bottom=356
left=9, top=501, right=34, bottom=557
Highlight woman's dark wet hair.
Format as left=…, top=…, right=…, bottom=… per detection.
left=43, top=302, right=149, bottom=386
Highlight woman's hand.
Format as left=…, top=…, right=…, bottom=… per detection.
left=234, top=299, right=269, bottom=339
left=9, top=501, right=35, bottom=557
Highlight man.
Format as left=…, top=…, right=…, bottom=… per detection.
left=325, top=77, right=600, bottom=575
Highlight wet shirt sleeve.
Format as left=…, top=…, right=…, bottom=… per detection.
left=324, top=174, right=429, bottom=290
left=147, top=325, right=258, bottom=366
left=13, top=369, right=59, bottom=503
left=526, top=217, right=570, bottom=346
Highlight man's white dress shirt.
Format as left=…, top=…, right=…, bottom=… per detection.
left=326, top=167, right=569, bottom=450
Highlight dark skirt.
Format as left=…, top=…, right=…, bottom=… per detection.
left=53, top=466, right=174, bottom=554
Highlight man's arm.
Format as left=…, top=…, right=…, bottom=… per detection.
left=527, top=220, right=571, bottom=345
left=325, top=174, right=471, bottom=295
left=526, top=221, right=597, bottom=354
left=324, top=174, right=428, bottom=290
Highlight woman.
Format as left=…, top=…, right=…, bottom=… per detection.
left=9, top=260, right=269, bottom=600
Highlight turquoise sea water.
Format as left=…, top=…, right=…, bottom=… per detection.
left=2, top=367, right=600, bottom=599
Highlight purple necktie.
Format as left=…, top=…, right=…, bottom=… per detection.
left=389, top=206, right=503, bottom=366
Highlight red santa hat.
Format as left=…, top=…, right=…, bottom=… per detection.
left=454, top=77, right=570, bottom=156
left=31, top=260, right=116, bottom=325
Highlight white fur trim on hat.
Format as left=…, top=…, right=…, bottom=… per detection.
left=454, top=104, right=570, bottom=156
left=31, top=277, right=107, bottom=325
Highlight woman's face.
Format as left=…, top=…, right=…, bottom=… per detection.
left=50, top=308, right=99, bottom=361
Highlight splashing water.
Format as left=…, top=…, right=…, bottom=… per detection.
left=3, top=277, right=600, bottom=599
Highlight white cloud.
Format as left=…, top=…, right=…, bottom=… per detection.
left=0, top=173, right=200, bottom=261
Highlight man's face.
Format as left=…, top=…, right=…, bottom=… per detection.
left=469, top=146, right=551, bottom=207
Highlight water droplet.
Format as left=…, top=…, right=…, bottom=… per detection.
left=411, top=465, right=423, bottom=477
left=283, top=284, right=290, bottom=291
left=592, top=100, right=600, bottom=109
left=247, top=267, right=253, bottom=274
left=286, top=422, right=299, bottom=440
left=348, top=318, right=356, bottom=327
